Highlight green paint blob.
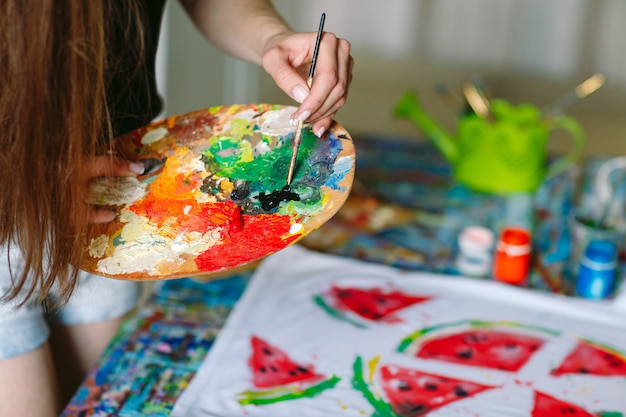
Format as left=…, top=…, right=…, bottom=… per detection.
left=313, top=295, right=367, bottom=329
left=237, top=375, right=341, bottom=405
left=351, top=356, right=400, bottom=417
left=207, top=137, right=245, bottom=168
left=204, top=129, right=318, bottom=191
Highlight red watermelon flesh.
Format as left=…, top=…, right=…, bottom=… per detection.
left=551, top=340, right=626, bottom=376
left=380, top=364, right=493, bottom=417
left=331, top=286, right=430, bottom=321
left=416, top=329, right=544, bottom=371
left=249, top=336, right=324, bottom=388
left=532, top=391, right=595, bottom=417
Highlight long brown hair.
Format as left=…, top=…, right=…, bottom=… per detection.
left=0, top=1, right=145, bottom=305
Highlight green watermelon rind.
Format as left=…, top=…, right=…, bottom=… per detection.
left=551, top=337, right=626, bottom=377
left=397, top=319, right=560, bottom=354
left=351, top=356, right=402, bottom=417
left=237, top=375, right=341, bottom=406
left=313, top=294, right=368, bottom=329
left=577, top=338, right=626, bottom=363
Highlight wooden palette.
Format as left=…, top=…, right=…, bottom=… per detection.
left=82, top=104, right=355, bottom=280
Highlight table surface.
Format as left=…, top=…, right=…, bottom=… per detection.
left=61, top=135, right=625, bottom=416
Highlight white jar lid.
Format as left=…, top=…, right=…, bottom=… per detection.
left=458, top=226, right=495, bottom=253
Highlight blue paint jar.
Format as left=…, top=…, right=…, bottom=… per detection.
left=575, top=239, right=617, bottom=299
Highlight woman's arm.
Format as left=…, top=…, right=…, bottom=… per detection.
left=179, top=0, right=291, bottom=65
left=179, top=0, right=353, bottom=137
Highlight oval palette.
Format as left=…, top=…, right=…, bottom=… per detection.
left=82, top=104, right=355, bottom=280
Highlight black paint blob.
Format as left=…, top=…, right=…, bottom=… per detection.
left=230, top=181, right=250, bottom=201
left=257, top=185, right=300, bottom=211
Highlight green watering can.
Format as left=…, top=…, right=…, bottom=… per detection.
left=395, top=91, right=585, bottom=194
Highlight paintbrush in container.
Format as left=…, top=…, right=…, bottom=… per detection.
left=542, top=73, right=605, bottom=117
left=287, top=12, right=326, bottom=186
left=462, top=81, right=493, bottom=122
left=435, top=82, right=462, bottom=112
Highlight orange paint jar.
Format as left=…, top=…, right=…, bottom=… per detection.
left=493, top=227, right=532, bottom=285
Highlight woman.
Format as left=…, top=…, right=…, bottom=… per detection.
left=0, top=0, right=353, bottom=414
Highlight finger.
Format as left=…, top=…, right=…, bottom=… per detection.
left=312, top=115, right=335, bottom=139
left=309, top=61, right=351, bottom=138
left=342, top=51, right=355, bottom=101
left=85, top=156, right=144, bottom=179
left=89, top=207, right=118, bottom=224
left=294, top=33, right=340, bottom=122
left=262, top=37, right=312, bottom=105
left=306, top=39, right=353, bottom=123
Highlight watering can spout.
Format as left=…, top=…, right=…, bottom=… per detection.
left=394, top=91, right=458, bottom=163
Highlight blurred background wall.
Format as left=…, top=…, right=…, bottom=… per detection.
left=157, top=0, right=626, bottom=157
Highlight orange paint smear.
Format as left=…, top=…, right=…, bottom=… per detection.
left=129, top=191, right=301, bottom=271
left=130, top=195, right=238, bottom=233
left=153, top=174, right=198, bottom=198
left=129, top=167, right=215, bottom=231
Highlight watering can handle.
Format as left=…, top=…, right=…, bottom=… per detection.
left=595, top=156, right=626, bottom=207
left=545, top=115, right=585, bottom=178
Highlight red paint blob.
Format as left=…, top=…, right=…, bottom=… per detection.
left=416, top=329, right=544, bottom=372
left=195, top=213, right=301, bottom=271
left=330, top=286, right=430, bottom=321
left=229, top=205, right=244, bottom=233
left=551, top=340, right=626, bottom=376
left=380, top=364, right=493, bottom=416
left=532, top=391, right=595, bottom=417
left=248, top=336, right=322, bottom=388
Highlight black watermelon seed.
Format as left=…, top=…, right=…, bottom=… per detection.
left=454, top=386, right=469, bottom=397
left=410, top=404, right=428, bottom=413
left=395, top=402, right=428, bottom=416
left=457, top=349, right=473, bottom=359
left=397, top=380, right=412, bottom=391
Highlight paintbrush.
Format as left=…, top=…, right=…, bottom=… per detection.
left=462, top=81, right=493, bottom=122
left=542, top=73, right=605, bottom=117
left=287, top=12, right=326, bottom=186
left=435, top=82, right=462, bottom=112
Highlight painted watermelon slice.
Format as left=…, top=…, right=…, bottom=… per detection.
left=532, top=391, right=596, bottom=417
left=237, top=336, right=340, bottom=405
left=352, top=355, right=494, bottom=417
left=397, top=320, right=557, bottom=372
left=551, top=339, right=626, bottom=377
left=314, top=285, right=431, bottom=327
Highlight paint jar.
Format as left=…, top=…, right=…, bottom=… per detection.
left=567, top=211, right=622, bottom=283
left=493, top=227, right=532, bottom=285
left=456, top=226, right=495, bottom=278
left=575, top=239, right=617, bottom=299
